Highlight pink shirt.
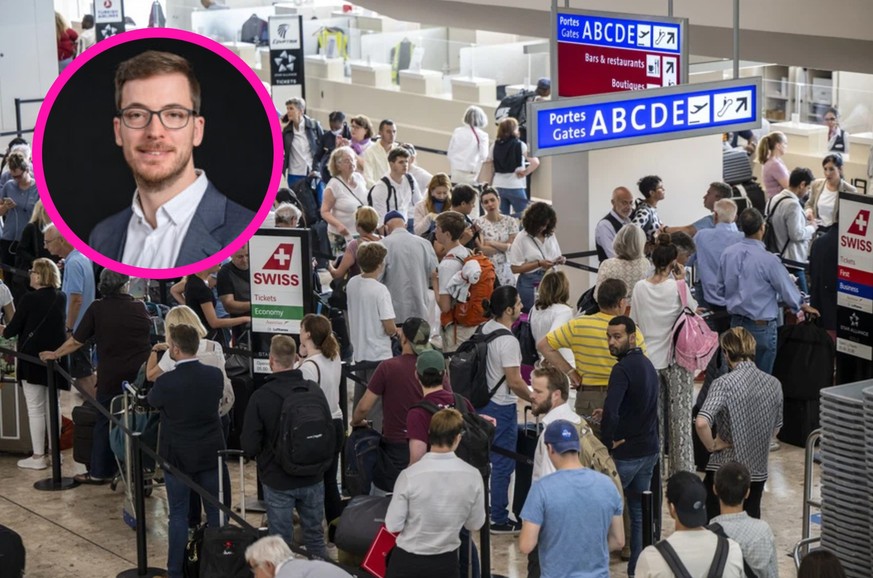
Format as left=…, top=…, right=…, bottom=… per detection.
left=762, top=158, right=789, bottom=198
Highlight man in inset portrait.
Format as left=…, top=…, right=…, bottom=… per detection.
left=89, top=50, right=254, bottom=269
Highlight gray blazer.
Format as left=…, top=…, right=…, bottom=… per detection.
left=89, top=181, right=255, bottom=267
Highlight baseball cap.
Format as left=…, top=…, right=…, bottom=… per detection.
left=402, top=317, right=432, bottom=355
left=384, top=210, right=405, bottom=225
left=666, top=471, right=708, bottom=528
left=543, top=420, right=580, bottom=454
left=415, top=349, right=445, bottom=374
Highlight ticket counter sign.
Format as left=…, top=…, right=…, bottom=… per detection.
left=553, top=8, right=688, bottom=98
left=837, top=193, right=873, bottom=361
left=248, top=229, right=310, bottom=335
left=528, top=77, right=760, bottom=156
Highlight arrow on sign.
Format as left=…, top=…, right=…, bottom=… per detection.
left=735, top=97, right=749, bottom=113
left=666, top=61, right=674, bottom=74
left=667, top=31, right=675, bottom=44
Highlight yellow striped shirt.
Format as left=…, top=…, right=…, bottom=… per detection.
left=546, top=312, right=648, bottom=387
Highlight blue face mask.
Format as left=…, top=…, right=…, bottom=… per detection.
left=433, top=200, right=445, bottom=212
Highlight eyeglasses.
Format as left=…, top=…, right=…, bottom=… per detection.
left=117, top=106, right=198, bottom=130
left=824, top=116, right=837, bottom=121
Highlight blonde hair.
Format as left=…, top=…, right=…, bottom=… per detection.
left=720, top=327, right=757, bottom=363
left=270, top=335, right=297, bottom=368
left=354, top=206, right=379, bottom=234
left=425, top=173, right=452, bottom=215
left=164, top=305, right=208, bottom=339
left=29, top=199, right=50, bottom=226
left=756, top=131, right=786, bottom=165
left=55, top=12, right=69, bottom=41
left=32, top=257, right=61, bottom=289
left=327, top=146, right=355, bottom=178
left=535, top=270, right=570, bottom=310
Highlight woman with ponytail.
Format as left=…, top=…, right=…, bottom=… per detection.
left=298, top=313, right=344, bottom=532
left=478, top=285, right=533, bottom=534
left=756, top=131, right=790, bottom=198
left=630, top=233, right=698, bottom=476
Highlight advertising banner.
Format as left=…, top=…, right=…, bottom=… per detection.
left=837, top=193, right=873, bottom=361
left=553, top=8, right=687, bottom=98
left=94, top=0, right=125, bottom=41
left=268, top=15, right=304, bottom=89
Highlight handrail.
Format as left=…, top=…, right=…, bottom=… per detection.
left=800, top=428, right=822, bottom=558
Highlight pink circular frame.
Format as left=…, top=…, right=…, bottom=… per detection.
left=33, top=27, right=283, bottom=279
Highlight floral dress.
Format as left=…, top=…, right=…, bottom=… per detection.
left=475, top=214, right=519, bottom=287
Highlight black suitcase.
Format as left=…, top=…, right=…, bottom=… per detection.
left=194, top=450, right=257, bottom=578
left=72, top=403, right=98, bottom=465
left=226, top=375, right=254, bottom=451
left=0, top=524, right=25, bottom=578
left=511, top=406, right=540, bottom=520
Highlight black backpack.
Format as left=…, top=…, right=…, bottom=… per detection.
left=763, top=195, right=791, bottom=255
left=495, top=89, right=535, bottom=130
left=412, top=392, right=495, bottom=477
left=272, top=381, right=336, bottom=477
left=513, top=318, right=538, bottom=366
left=654, top=531, right=729, bottom=578
left=289, top=176, right=322, bottom=226
left=448, top=325, right=512, bottom=408
left=367, top=174, right=416, bottom=213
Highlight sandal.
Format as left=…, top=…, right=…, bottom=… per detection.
left=74, top=473, right=111, bottom=485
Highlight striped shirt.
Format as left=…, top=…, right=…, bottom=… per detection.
left=710, top=512, right=779, bottom=578
left=546, top=312, right=647, bottom=387
left=698, top=361, right=783, bottom=481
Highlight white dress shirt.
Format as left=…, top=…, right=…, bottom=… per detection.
left=122, top=170, right=208, bottom=269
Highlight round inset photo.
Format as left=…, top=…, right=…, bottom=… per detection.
left=34, top=28, right=282, bottom=279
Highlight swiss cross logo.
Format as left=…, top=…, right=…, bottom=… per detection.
left=262, top=243, right=294, bottom=270
left=847, top=210, right=870, bottom=236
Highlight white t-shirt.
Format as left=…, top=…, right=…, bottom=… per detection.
left=817, top=188, right=838, bottom=227
left=346, top=275, right=395, bottom=362
left=630, top=278, right=698, bottom=370
left=508, top=230, right=562, bottom=269
left=635, top=530, right=744, bottom=578
left=481, top=319, right=522, bottom=406
left=489, top=141, right=528, bottom=189
left=368, top=173, right=419, bottom=221
left=0, top=282, right=12, bottom=309
left=438, top=245, right=471, bottom=296
left=325, top=174, right=367, bottom=238
left=529, top=303, right=574, bottom=366
left=297, top=353, right=343, bottom=419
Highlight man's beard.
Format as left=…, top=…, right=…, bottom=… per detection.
left=127, top=145, right=192, bottom=194
left=531, top=396, right=553, bottom=417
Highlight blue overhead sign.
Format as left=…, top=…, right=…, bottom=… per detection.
left=556, top=12, right=682, bottom=54
left=529, top=77, right=762, bottom=155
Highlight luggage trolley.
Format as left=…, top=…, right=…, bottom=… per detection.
left=109, top=381, right=163, bottom=529
left=793, top=428, right=822, bottom=568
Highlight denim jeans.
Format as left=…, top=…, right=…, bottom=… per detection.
left=497, top=187, right=528, bottom=218
left=516, top=268, right=545, bottom=314
left=481, top=400, right=517, bottom=525
left=730, top=315, right=777, bottom=374
left=164, top=468, right=220, bottom=578
left=614, top=453, right=659, bottom=576
left=263, top=481, right=328, bottom=559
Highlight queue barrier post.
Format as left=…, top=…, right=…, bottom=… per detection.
left=642, top=490, right=654, bottom=548
left=116, top=432, right=164, bottom=578
left=33, top=360, right=78, bottom=492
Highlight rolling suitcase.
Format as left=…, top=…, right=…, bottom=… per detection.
left=72, top=403, right=98, bottom=465
left=511, top=406, right=540, bottom=520
left=191, top=450, right=257, bottom=578
left=0, top=379, right=32, bottom=454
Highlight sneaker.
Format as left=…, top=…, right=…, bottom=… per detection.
left=490, top=521, right=521, bottom=535
left=18, top=455, right=48, bottom=470
left=770, top=441, right=781, bottom=452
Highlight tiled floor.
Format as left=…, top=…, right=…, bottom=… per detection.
left=0, top=391, right=817, bottom=577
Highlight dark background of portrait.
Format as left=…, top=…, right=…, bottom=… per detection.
left=40, top=36, right=277, bottom=244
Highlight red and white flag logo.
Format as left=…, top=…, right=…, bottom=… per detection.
left=262, top=243, right=294, bottom=270
left=847, top=210, right=870, bottom=237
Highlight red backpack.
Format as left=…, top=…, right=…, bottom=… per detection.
left=440, top=253, right=496, bottom=328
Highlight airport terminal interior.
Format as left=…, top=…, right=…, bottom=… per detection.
left=1, top=0, right=873, bottom=576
